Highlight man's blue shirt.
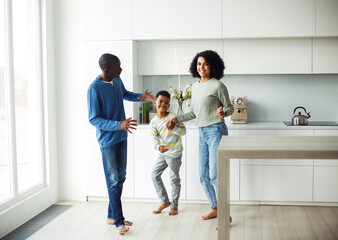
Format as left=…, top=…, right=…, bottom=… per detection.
left=87, top=76, right=142, bottom=148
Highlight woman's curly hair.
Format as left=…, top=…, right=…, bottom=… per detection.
left=189, top=50, right=225, bottom=80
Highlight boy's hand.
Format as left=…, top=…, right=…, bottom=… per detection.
left=216, top=107, right=225, bottom=119
left=120, top=117, right=138, bottom=133
left=159, top=145, right=169, bottom=153
left=138, top=89, right=155, bottom=100
left=166, top=117, right=178, bottom=130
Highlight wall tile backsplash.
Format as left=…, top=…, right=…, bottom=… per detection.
left=143, top=74, right=338, bottom=122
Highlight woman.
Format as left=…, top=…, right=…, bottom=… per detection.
left=167, top=50, right=234, bottom=221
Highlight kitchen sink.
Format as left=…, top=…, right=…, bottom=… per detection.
left=283, top=121, right=338, bottom=126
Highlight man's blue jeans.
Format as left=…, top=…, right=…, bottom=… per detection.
left=199, top=122, right=228, bottom=209
left=100, top=140, right=127, bottom=228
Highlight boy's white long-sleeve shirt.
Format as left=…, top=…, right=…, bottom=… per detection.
left=149, top=113, right=186, bottom=158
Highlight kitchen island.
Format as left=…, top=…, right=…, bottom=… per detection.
left=217, top=135, right=338, bottom=240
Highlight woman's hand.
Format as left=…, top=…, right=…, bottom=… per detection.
left=159, top=145, right=169, bottom=153
left=137, top=89, right=155, bottom=100
left=120, top=117, right=138, bottom=133
left=166, top=117, right=178, bottom=130
left=216, top=107, right=225, bottom=119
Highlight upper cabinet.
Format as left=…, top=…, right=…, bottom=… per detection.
left=316, top=0, right=338, bottom=36
left=82, top=0, right=132, bottom=40
left=222, top=0, right=315, bottom=38
left=223, top=39, right=312, bottom=74
left=138, top=40, right=223, bottom=75
left=313, top=38, right=338, bottom=73
left=132, top=0, right=222, bottom=40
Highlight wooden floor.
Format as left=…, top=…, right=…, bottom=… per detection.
left=27, top=201, right=338, bottom=240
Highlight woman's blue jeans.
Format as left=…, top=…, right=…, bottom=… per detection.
left=199, top=122, right=228, bottom=209
left=100, top=140, right=127, bottom=228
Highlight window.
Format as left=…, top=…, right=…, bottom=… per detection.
left=0, top=0, right=44, bottom=206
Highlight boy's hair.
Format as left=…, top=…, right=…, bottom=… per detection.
left=189, top=50, right=225, bottom=80
left=156, top=90, right=171, bottom=100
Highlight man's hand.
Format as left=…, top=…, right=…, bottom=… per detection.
left=216, top=107, right=225, bottom=119
left=159, top=145, right=169, bottom=153
left=137, top=89, right=155, bottom=100
left=120, top=117, right=138, bottom=133
left=166, top=117, right=178, bottom=130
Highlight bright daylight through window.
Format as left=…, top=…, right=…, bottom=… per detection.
left=0, top=0, right=44, bottom=206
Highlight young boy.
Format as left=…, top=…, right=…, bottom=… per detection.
left=149, top=90, right=186, bottom=216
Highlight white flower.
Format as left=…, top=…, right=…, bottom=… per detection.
left=169, top=84, right=192, bottom=107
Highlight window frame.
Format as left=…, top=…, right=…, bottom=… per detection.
left=0, top=0, right=46, bottom=211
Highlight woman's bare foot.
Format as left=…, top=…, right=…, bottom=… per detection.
left=202, top=208, right=217, bottom=220
left=169, top=208, right=178, bottom=216
left=117, top=225, right=129, bottom=235
left=152, top=203, right=170, bottom=214
left=107, top=219, right=133, bottom=226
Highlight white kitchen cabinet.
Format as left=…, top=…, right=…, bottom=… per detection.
left=82, top=0, right=132, bottom=40
left=316, top=0, right=338, bottom=36
left=222, top=0, right=315, bottom=38
left=313, top=38, right=338, bottom=74
left=223, top=39, right=312, bottom=74
left=240, top=165, right=313, bottom=201
left=133, top=128, right=187, bottom=199
left=185, top=129, right=240, bottom=201
left=132, top=0, right=222, bottom=40
left=137, top=40, right=223, bottom=75
left=313, top=130, right=338, bottom=202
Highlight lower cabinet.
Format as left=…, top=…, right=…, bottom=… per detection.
left=240, top=164, right=313, bottom=201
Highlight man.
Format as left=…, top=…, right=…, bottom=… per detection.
left=87, top=53, right=154, bottom=235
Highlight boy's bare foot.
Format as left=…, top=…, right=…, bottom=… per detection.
left=107, top=219, right=133, bottom=226
left=152, top=203, right=170, bottom=214
left=169, top=208, right=178, bottom=216
left=117, top=225, right=129, bottom=235
left=202, top=208, right=217, bottom=220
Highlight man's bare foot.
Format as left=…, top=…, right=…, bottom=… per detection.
left=202, top=208, right=217, bottom=220
left=107, top=219, right=133, bottom=226
left=169, top=208, right=178, bottom=216
left=152, top=203, right=170, bottom=214
left=117, top=225, right=129, bottom=235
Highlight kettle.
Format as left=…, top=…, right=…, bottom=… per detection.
left=291, top=106, right=311, bottom=125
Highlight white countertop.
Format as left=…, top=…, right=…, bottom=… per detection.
left=138, top=121, right=338, bottom=130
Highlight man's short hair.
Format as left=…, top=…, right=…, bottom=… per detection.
left=99, top=53, right=119, bottom=70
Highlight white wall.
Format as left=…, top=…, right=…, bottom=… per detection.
left=54, top=0, right=84, bottom=200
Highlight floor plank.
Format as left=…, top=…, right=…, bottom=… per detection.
left=289, top=206, right=316, bottom=240
left=244, top=205, right=262, bottom=240
left=260, top=206, right=280, bottom=240
left=229, top=205, right=245, bottom=240
left=305, top=206, right=336, bottom=240
left=171, top=203, right=202, bottom=240
left=274, top=206, right=297, bottom=240
left=152, top=203, right=188, bottom=240
left=319, top=207, right=338, bottom=239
